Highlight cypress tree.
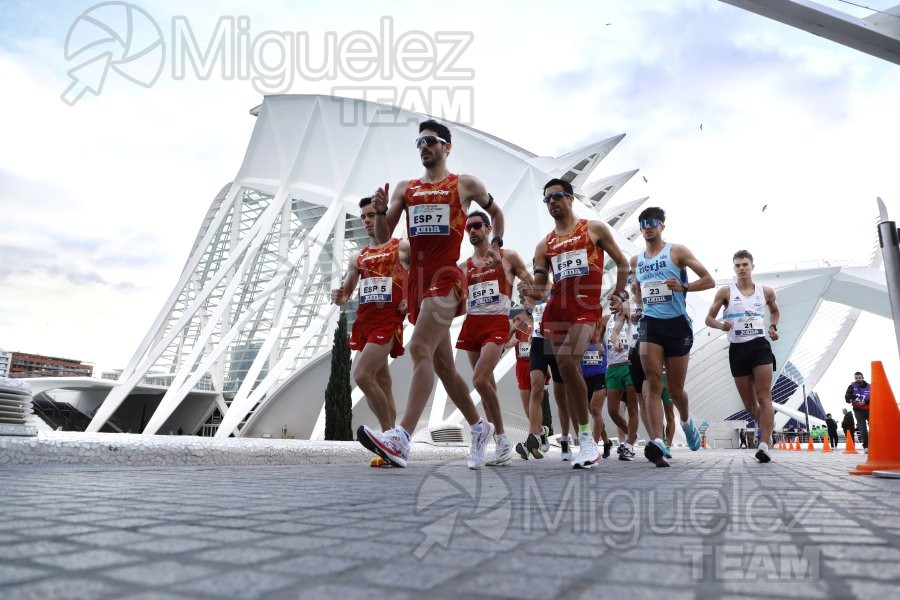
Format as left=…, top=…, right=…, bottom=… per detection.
left=324, top=311, right=353, bottom=440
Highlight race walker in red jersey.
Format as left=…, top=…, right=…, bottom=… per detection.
left=357, top=119, right=505, bottom=470
left=456, top=210, right=533, bottom=466
left=521, top=178, right=630, bottom=470
left=331, top=197, right=410, bottom=466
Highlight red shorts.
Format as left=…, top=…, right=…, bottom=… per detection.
left=408, top=266, right=465, bottom=325
left=456, top=314, right=510, bottom=352
left=516, top=360, right=550, bottom=390
left=540, top=295, right=601, bottom=343
left=349, top=318, right=404, bottom=358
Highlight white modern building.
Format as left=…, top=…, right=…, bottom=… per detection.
left=56, top=94, right=887, bottom=440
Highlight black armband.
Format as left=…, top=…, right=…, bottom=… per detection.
left=374, top=208, right=388, bottom=217
left=533, top=267, right=549, bottom=276
left=483, top=193, right=494, bottom=210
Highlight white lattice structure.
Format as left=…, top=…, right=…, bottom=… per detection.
left=84, top=94, right=889, bottom=440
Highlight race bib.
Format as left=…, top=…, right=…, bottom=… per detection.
left=551, top=249, right=589, bottom=281
left=517, top=341, right=531, bottom=359
left=360, top=277, right=392, bottom=303
left=532, top=304, right=545, bottom=338
left=641, top=280, right=673, bottom=305
left=735, top=315, right=764, bottom=337
left=468, top=280, right=500, bottom=309
left=409, top=204, right=450, bottom=236
left=582, top=349, right=602, bottom=366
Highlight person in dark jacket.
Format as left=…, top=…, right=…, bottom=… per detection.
left=841, top=408, right=856, bottom=445
left=845, top=371, right=870, bottom=449
left=824, top=413, right=838, bottom=448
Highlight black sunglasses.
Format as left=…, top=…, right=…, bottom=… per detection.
left=415, top=135, right=447, bottom=149
left=543, top=191, right=573, bottom=203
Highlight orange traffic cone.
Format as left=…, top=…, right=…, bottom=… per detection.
left=850, top=361, right=900, bottom=475
left=822, top=434, right=832, bottom=453
left=794, top=438, right=802, bottom=451
left=844, top=429, right=859, bottom=454
left=807, top=435, right=815, bottom=451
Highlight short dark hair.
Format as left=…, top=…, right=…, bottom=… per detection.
left=543, top=178, right=573, bottom=195
left=467, top=210, right=490, bottom=227
left=638, top=207, right=666, bottom=222
left=855, top=371, right=864, bottom=377
left=359, top=197, right=372, bottom=208
left=733, top=250, right=753, bottom=262
left=419, top=119, right=451, bottom=143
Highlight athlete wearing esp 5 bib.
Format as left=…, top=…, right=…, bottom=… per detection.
left=705, top=249, right=780, bottom=463
left=331, top=197, right=410, bottom=437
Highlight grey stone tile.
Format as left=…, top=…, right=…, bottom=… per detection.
left=178, top=569, right=295, bottom=599
left=358, top=562, right=463, bottom=590
left=193, top=546, right=284, bottom=565
left=0, top=540, right=81, bottom=560
left=105, top=560, right=218, bottom=586
left=32, top=548, right=141, bottom=571
left=126, top=537, right=218, bottom=554
left=0, top=564, right=48, bottom=585
left=0, top=577, right=125, bottom=600
left=78, top=530, right=156, bottom=547
left=262, top=554, right=361, bottom=576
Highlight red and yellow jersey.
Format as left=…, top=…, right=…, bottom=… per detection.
left=405, top=174, right=465, bottom=273
left=356, top=238, right=406, bottom=321
left=544, top=219, right=604, bottom=300
left=464, top=251, right=512, bottom=315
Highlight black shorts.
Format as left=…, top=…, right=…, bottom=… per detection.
left=628, top=343, right=645, bottom=395
left=638, top=315, right=693, bottom=357
left=584, top=373, right=606, bottom=401
left=728, top=337, right=776, bottom=378
left=529, top=337, right=563, bottom=383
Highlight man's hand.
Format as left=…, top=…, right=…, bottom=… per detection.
left=331, top=288, right=347, bottom=305
left=398, top=298, right=408, bottom=315
left=609, top=294, right=624, bottom=314
left=371, top=182, right=390, bottom=213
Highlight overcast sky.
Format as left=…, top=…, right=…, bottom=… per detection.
left=1, top=0, right=899, bottom=417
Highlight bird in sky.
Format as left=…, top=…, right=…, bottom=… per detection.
left=642, top=175, right=648, bottom=183
left=699, top=123, right=703, bottom=131
left=762, top=204, right=768, bottom=212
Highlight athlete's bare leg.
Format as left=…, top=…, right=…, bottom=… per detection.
left=353, top=341, right=395, bottom=431
left=467, top=344, right=505, bottom=435
left=400, top=293, right=480, bottom=433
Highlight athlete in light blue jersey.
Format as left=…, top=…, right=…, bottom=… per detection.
left=631, top=207, right=715, bottom=466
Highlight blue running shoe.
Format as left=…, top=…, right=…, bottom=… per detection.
left=683, top=418, right=702, bottom=451
left=663, top=444, right=673, bottom=459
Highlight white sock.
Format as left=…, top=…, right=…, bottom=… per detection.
left=470, top=419, right=484, bottom=433
left=396, top=426, right=410, bottom=441
left=655, top=437, right=665, bottom=446
left=496, top=433, right=509, bottom=444
left=560, top=435, right=570, bottom=443
left=680, top=417, right=691, bottom=427
left=758, top=442, right=769, bottom=452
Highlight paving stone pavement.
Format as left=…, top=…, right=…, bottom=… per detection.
left=1, top=447, right=899, bottom=599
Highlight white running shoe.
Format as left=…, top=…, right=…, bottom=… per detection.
left=486, top=435, right=512, bottom=467
left=572, top=432, right=599, bottom=469
left=468, top=420, right=495, bottom=470
left=560, top=438, right=572, bottom=461
left=540, top=426, right=550, bottom=453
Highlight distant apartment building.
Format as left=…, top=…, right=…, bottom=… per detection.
left=0, top=350, right=11, bottom=377
left=4, top=351, right=93, bottom=378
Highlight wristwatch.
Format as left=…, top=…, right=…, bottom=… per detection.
left=374, top=208, right=388, bottom=216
